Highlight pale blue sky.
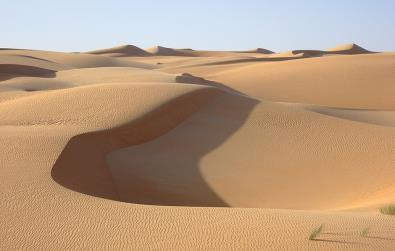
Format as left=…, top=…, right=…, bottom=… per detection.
left=2, top=0, right=394, bottom=52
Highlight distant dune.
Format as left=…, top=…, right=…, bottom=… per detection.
left=145, top=46, right=195, bottom=56
left=86, top=44, right=151, bottom=57
left=207, top=53, right=395, bottom=109
left=326, top=43, right=373, bottom=54
left=1, top=43, right=395, bottom=250
left=246, top=48, right=274, bottom=54
left=88, top=45, right=276, bottom=57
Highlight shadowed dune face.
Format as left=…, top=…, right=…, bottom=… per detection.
left=106, top=95, right=395, bottom=209
left=50, top=87, right=236, bottom=206
left=252, top=48, right=274, bottom=54
left=0, top=64, right=56, bottom=81
left=0, top=49, right=156, bottom=69
left=290, top=50, right=325, bottom=57
left=326, top=43, right=373, bottom=54
left=106, top=95, right=259, bottom=206
left=86, top=44, right=151, bottom=57
left=175, top=73, right=246, bottom=95
left=146, top=46, right=196, bottom=57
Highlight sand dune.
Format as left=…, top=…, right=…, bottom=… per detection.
left=108, top=93, right=395, bottom=209
left=86, top=44, right=151, bottom=57
left=0, top=49, right=154, bottom=69
left=1, top=44, right=395, bottom=250
left=0, top=54, right=66, bottom=81
left=0, top=64, right=56, bottom=80
left=146, top=46, right=195, bottom=57
left=326, top=43, right=373, bottom=54
left=203, top=53, right=395, bottom=109
left=248, top=48, right=274, bottom=54
left=270, top=44, right=372, bottom=58
left=248, top=43, right=373, bottom=59
left=55, top=67, right=178, bottom=85
left=93, top=44, right=375, bottom=59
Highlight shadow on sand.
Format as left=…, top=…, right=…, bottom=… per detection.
left=0, top=64, right=56, bottom=81
left=51, top=77, right=258, bottom=207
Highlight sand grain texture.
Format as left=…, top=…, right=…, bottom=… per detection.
left=1, top=44, right=395, bottom=250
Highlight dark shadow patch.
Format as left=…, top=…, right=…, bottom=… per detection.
left=4, top=54, right=56, bottom=63
left=106, top=93, right=259, bottom=207
left=291, top=50, right=325, bottom=57
left=365, top=236, right=395, bottom=241
left=0, top=48, right=25, bottom=51
left=0, top=64, right=56, bottom=80
left=312, top=238, right=363, bottom=245
left=322, top=232, right=354, bottom=236
left=24, top=89, right=38, bottom=92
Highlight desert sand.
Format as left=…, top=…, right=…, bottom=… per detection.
left=1, top=43, right=395, bottom=250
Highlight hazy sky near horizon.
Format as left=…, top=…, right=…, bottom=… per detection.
left=2, top=0, right=395, bottom=52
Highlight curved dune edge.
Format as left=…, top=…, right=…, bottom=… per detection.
left=326, top=43, right=373, bottom=54
left=50, top=85, right=223, bottom=201
left=205, top=53, right=395, bottom=109
left=86, top=44, right=151, bottom=57
left=106, top=93, right=395, bottom=210
left=249, top=48, right=274, bottom=54
left=0, top=64, right=56, bottom=81
left=0, top=66, right=185, bottom=103
left=146, top=46, right=196, bottom=57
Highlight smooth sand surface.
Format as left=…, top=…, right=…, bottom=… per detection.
left=1, top=44, right=395, bottom=250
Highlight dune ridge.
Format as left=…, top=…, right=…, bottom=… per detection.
left=86, top=44, right=151, bottom=57
left=145, top=46, right=195, bottom=57
left=250, top=47, right=274, bottom=54
left=326, top=43, right=373, bottom=54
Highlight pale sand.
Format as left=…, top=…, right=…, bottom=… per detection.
left=1, top=44, right=395, bottom=250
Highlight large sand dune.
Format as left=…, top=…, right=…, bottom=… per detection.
left=1, top=44, right=395, bottom=250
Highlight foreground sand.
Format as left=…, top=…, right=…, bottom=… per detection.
left=1, top=44, right=395, bottom=250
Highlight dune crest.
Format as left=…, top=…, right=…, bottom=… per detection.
left=145, top=46, right=195, bottom=56
left=86, top=44, right=151, bottom=57
left=248, top=48, right=274, bottom=54
left=326, top=43, right=373, bottom=54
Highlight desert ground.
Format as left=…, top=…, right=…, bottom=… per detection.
left=1, top=43, right=395, bottom=250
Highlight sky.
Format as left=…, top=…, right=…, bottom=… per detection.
left=2, top=0, right=395, bottom=52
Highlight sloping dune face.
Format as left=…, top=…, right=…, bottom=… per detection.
left=107, top=94, right=395, bottom=209
left=0, top=49, right=155, bottom=69
left=86, top=44, right=151, bottom=57
left=2, top=45, right=395, bottom=250
left=145, top=46, right=196, bottom=56
left=208, top=53, right=395, bottom=109
left=250, top=48, right=274, bottom=54
left=326, top=43, right=373, bottom=54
